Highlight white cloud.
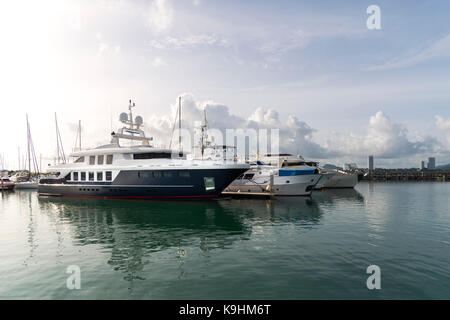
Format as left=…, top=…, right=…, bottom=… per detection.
left=366, top=35, right=450, bottom=71
left=330, top=111, right=441, bottom=159
left=435, top=115, right=450, bottom=130
left=147, top=0, right=173, bottom=33
left=149, top=34, right=229, bottom=50
left=143, top=96, right=444, bottom=163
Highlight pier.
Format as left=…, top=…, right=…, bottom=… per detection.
left=361, top=169, right=450, bottom=182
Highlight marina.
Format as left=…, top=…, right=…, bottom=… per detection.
left=1, top=182, right=449, bottom=299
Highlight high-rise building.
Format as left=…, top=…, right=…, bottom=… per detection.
left=368, top=155, right=374, bottom=171
left=420, top=161, right=425, bottom=170
left=428, top=157, right=436, bottom=170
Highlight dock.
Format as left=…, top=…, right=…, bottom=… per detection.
left=221, top=191, right=275, bottom=198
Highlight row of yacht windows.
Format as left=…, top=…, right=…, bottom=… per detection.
left=75, top=155, right=113, bottom=165
left=67, top=171, right=112, bottom=181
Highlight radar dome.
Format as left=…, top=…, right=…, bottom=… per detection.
left=119, top=112, right=128, bottom=122
left=135, top=116, right=143, bottom=126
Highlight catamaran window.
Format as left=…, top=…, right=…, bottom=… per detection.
left=204, top=177, right=216, bottom=192
left=97, top=155, right=104, bottom=165
left=243, top=173, right=255, bottom=180
left=105, top=171, right=112, bottom=181
left=178, top=171, right=190, bottom=178
left=89, top=156, right=95, bottom=165
left=80, top=172, right=86, bottom=181
left=97, top=172, right=103, bottom=181
left=73, top=172, right=78, bottom=181
left=88, top=172, right=94, bottom=181
left=106, top=155, right=113, bottom=164
left=133, top=153, right=171, bottom=159
left=74, top=156, right=84, bottom=163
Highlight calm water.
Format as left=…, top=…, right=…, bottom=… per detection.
left=1, top=182, right=449, bottom=299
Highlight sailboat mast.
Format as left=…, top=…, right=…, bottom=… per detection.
left=55, top=113, right=60, bottom=164
left=79, top=120, right=81, bottom=150
left=26, top=114, right=31, bottom=177
left=178, top=96, right=182, bottom=151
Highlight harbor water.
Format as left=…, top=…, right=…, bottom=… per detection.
left=1, top=182, right=449, bottom=299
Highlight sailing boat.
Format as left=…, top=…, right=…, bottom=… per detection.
left=14, top=115, right=39, bottom=189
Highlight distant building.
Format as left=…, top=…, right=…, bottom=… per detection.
left=420, top=161, right=425, bottom=170
left=368, top=155, right=374, bottom=171
left=428, top=157, right=436, bottom=170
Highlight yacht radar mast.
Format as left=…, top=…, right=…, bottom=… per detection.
left=111, top=100, right=153, bottom=146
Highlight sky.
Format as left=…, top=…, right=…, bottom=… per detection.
left=1, top=0, right=450, bottom=169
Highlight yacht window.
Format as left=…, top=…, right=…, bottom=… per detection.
left=97, top=172, right=103, bottom=181
left=163, top=171, right=173, bottom=178
left=97, top=155, right=104, bottom=165
left=142, top=172, right=150, bottom=178
left=106, top=155, right=113, bottom=164
left=105, top=171, right=112, bottom=181
left=133, top=153, right=171, bottom=159
left=152, top=171, right=162, bottom=178
left=243, top=173, right=255, bottom=180
left=74, top=156, right=85, bottom=163
left=89, top=156, right=95, bottom=165
left=73, top=172, right=78, bottom=181
left=178, top=171, right=190, bottom=178
left=65, top=173, right=71, bottom=181
left=80, top=172, right=86, bottom=181
left=88, top=172, right=94, bottom=181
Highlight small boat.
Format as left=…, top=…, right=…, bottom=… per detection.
left=225, top=161, right=321, bottom=196
left=0, top=178, right=15, bottom=191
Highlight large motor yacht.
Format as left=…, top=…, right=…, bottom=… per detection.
left=38, top=101, right=249, bottom=199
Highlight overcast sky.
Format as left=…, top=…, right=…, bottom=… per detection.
left=1, top=0, right=450, bottom=169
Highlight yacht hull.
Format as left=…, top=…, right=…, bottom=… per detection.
left=226, top=174, right=321, bottom=196
left=38, top=168, right=247, bottom=199
left=14, top=182, right=39, bottom=189
left=321, top=172, right=358, bottom=188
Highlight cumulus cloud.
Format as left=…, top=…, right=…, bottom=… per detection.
left=143, top=94, right=337, bottom=158
left=141, top=95, right=444, bottom=163
left=330, top=111, right=441, bottom=158
left=435, top=115, right=450, bottom=130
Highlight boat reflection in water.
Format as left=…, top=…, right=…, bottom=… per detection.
left=35, top=189, right=364, bottom=293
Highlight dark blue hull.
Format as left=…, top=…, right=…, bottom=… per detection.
left=38, top=168, right=247, bottom=199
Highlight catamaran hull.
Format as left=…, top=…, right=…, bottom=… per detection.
left=38, top=168, right=247, bottom=199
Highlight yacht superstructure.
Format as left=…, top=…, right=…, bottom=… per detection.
left=38, top=100, right=249, bottom=199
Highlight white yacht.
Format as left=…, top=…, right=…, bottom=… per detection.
left=225, top=161, right=321, bottom=196
left=259, top=154, right=358, bottom=189
left=38, top=100, right=249, bottom=199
